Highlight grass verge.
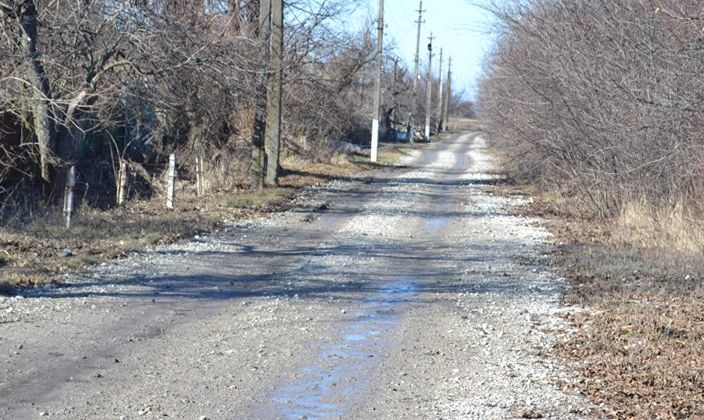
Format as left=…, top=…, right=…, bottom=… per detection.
left=523, top=196, right=704, bottom=418
left=0, top=141, right=436, bottom=289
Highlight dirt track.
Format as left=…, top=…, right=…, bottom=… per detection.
left=0, top=131, right=592, bottom=419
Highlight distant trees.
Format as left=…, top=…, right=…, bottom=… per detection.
left=479, top=0, right=704, bottom=219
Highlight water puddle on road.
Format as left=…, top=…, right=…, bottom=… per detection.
left=424, top=216, right=449, bottom=231
left=266, top=277, right=418, bottom=419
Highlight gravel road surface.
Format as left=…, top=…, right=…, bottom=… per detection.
left=0, top=131, right=592, bottom=419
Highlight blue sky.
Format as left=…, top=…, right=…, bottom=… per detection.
left=360, top=0, right=499, bottom=100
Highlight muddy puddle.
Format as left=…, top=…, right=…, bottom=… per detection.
left=262, top=277, right=418, bottom=419
left=424, top=216, right=449, bottom=231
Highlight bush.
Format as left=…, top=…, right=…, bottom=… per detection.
left=479, top=0, right=704, bottom=224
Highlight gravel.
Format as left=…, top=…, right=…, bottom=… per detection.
left=0, top=132, right=593, bottom=419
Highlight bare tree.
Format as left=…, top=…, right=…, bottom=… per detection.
left=479, top=0, right=704, bottom=218
left=0, top=0, right=418, bottom=218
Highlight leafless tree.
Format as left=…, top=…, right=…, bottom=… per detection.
left=0, top=0, right=419, bottom=217
left=479, top=0, right=704, bottom=218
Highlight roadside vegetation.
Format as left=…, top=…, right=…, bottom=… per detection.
left=479, top=0, right=704, bottom=417
left=0, top=143, right=417, bottom=292
left=0, top=1, right=470, bottom=290
left=535, top=202, right=704, bottom=418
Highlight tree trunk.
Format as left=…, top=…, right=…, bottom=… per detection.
left=19, top=1, right=55, bottom=184
left=264, top=0, right=283, bottom=187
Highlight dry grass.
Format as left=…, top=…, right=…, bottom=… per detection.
left=528, top=195, right=704, bottom=419
left=450, top=117, right=484, bottom=132
left=0, top=142, right=415, bottom=289
left=0, top=198, right=224, bottom=286
left=614, top=199, right=704, bottom=254
left=222, top=187, right=296, bottom=211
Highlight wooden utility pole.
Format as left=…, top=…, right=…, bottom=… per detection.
left=370, top=0, right=384, bottom=163
left=442, top=56, right=452, bottom=132
left=409, top=0, right=425, bottom=139
left=265, top=0, right=283, bottom=186
left=424, top=33, right=434, bottom=140
left=436, top=48, right=444, bottom=133
left=250, top=0, right=271, bottom=189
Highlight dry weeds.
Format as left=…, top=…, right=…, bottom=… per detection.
left=529, top=196, right=704, bottom=418
left=615, top=199, right=704, bottom=255
left=0, top=144, right=412, bottom=288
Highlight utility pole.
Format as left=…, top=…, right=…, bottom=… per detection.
left=265, top=0, right=283, bottom=186
left=442, top=56, right=452, bottom=132
left=250, top=0, right=271, bottom=189
left=424, top=33, right=434, bottom=140
left=409, top=1, right=425, bottom=141
left=370, top=0, right=384, bottom=163
left=436, top=48, right=444, bottom=133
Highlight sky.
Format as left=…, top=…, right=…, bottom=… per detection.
left=360, top=0, right=499, bottom=100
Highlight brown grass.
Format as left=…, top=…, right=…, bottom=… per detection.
left=614, top=199, right=704, bottom=254
left=527, top=194, right=704, bottom=419
left=559, top=287, right=703, bottom=418
left=0, top=142, right=417, bottom=289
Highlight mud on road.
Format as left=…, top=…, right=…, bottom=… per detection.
left=0, top=131, right=593, bottom=419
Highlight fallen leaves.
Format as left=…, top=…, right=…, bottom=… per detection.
left=555, top=258, right=704, bottom=418
left=524, top=194, right=704, bottom=418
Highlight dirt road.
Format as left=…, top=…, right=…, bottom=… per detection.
left=0, top=131, right=592, bottom=419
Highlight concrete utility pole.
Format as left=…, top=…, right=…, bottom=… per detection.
left=370, top=0, right=384, bottom=163
left=442, top=56, right=452, bottom=132
left=424, top=33, right=434, bottom=140
left=265, top=0, right=283, bottom=186
left=250, top=0, right=271, bottom=189
left=409, top=0, right=425, bottom=139
left=436, top=48, right=444, bottom=133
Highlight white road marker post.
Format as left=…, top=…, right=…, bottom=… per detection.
left=196, top=155, right=204, bottom=196
left=166, top=153, right=175, bottom=209
left=63, top=166, right=76, bottom=229
left=117, top=159, right=128, bottom=206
